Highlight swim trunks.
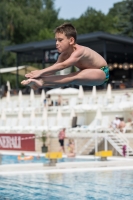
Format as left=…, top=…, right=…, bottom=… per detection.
left=100, top=66, right=109, bottom=83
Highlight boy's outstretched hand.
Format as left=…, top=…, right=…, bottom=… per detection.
left=25, top=70, right=43, bottom=79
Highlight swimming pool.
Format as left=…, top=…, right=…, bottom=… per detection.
left=0, top=170, right=133, bottom=200
left=1, top=154, right=97, bottom=165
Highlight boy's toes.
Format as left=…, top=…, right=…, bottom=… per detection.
left=21, top=79, right=31, bottom=85
left=21, top=80, right=27, bottom=85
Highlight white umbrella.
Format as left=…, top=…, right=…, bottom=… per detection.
left=1, top=109, right=6, bottom=120
left=70, top=109, right=76, bottom=119
left=61, top=87, right=79, bottom=95
left=40, top=89, right=46, bottom=102
left=78, top=85, right=84, bottom=99
left=17, top=109, right=23, bottom=120
left=91, top=86, right=97, bottom=99
left=30, top=109, right=36, bottom=120
left=46, top=88, right=63, bottom=95
left=6, top=91, right=11, bottom=103
left=95, top=107, right=102, bottom=120
left=106, top=84, right=112, bottom=99
left=18, top=90, right=23, bottom=103
left=42, top=107, right=48, bottom=126
left=56, top=107, right=63, bottom=126
left=30, top=89, right=35, bottom=102
left=6, top=81, right=11, bottom=91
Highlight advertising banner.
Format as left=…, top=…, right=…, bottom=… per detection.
left=0, top=134, right=35, bottom=151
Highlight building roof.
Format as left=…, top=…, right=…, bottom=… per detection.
left=5, top=31, right=133, bottom=53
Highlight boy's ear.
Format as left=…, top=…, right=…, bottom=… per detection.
left=69, top=37, right=75, bottom=45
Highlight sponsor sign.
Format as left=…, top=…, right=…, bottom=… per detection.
left=0, top=134, right=35, bottom=151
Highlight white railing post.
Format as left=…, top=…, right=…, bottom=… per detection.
left=95, top=132, right=98, bottom=153
left=104, top=134, right=108, bottom=151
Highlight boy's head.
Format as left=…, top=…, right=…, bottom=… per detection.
left=54, top=23, right=77, bottom=42
left=54, top=23, right=77, bottom=52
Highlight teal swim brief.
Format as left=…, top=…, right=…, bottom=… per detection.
left=100, top=66, right=109, bottom=83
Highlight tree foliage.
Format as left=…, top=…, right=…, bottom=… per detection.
left=0, top=0, right=60, bottom=87
left=113, top=0, right=133, bottom=37
left=72, top=8, right=115, bottom=34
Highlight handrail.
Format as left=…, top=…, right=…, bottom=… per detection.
left=108, top=129, right=129, bottom=143
left=106, top=131, right=133, bottom=156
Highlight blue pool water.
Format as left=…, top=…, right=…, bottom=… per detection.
left=0, top=170, right=133, bottom=200
left=1, top=155, right=95, bottom=165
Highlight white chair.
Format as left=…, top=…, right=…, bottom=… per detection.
left=69, top=97, right=77, bottom=108
left=0, top=120, right=6, bottom=132
left=119, top=95, right=131, bottom=110
left=109, top=96, right=121, bottom=110
left=35, top=118, right=48, bottom=132
left=13, top=118, right=30, bottom=132
left=97, top=96, right=103, bottom=105
left=5, top=102, right=13, bottom=113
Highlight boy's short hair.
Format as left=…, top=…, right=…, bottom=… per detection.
left=54, top=23, right=77, bottom=42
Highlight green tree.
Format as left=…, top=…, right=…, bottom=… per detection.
left=71, top=7, right=116, bottom=34
left=107, top=1, right=126, bottom=35
left=38, top=0, right=60, bottom=40
left=114, top=0, right=133, bottom=37
left=0, top=0, right=60, bottom=87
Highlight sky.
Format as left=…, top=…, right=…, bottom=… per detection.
left=55, top=0, right=123, bottom=19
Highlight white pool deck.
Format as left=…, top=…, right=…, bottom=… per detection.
left=1, top=151, right=133, bottom=175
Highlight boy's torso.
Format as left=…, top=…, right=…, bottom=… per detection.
left=60, top=45, right=107, bottom=70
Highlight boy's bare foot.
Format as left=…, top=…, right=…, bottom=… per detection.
left=21, top=78, right=44, bottom=89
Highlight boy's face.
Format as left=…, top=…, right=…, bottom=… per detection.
left=55, top=32, right=74, bottom=53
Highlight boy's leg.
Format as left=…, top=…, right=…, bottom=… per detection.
left=21, top=69, right=106, bottom=87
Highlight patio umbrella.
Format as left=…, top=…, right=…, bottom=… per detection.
left=46, top=88, right=63, bottom=95
left=6, top=91, right=11, bottom=103
left=42, top=107, right=48, bottom=126
left=6, top=81, right=11, bottom=91
left=17, top=109, right=23, bottom=120
left=61, top=87, right=79, bottom=95
left=1, top=109, right=6, bottom=120
left=95, top=107, right=102, bottom=121
left=30, top=109, right=36, bottom=121
left=94, top=106, right=102, bottom=127
left=70, top=109, right=76, bottom=119
left=91, top=86, right=97, bottom=99
left=30, top=89, right=35, bottom=102
left=18, top=90, right=23, bottom=103
left=106, top=84, right=112, bottom=100
left=40, top=89, right=46, bottom=102
left=78, top=85, right=84, bottom=99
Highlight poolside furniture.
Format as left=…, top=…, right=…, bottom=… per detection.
left=95, top=150, right=112, bottom=161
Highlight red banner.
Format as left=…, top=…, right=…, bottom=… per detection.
left=0, top=134, right=35, bottom=151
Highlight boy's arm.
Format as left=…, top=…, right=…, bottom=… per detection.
left=25, top=51, right=82, bottom=79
